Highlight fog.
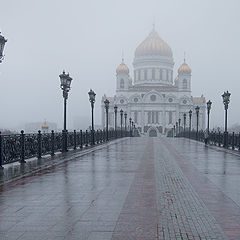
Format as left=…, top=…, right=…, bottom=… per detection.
left=0, top=0, right=239, bottom=131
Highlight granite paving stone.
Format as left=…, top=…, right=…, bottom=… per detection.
left=0, top=137, right=240, bottom=239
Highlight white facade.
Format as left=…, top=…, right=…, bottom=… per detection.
left=101, top=28, right=206, bottom=136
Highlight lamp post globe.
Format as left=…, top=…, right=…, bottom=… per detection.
left=104, top=99, right=110, bottom=141
left=59, top=71, right=72, bottom=152
left=195, top=106, right=200, bottom=140
left=88, top=89, right=96, bottom=145
left=222, top=91, right=231, bottom=147
left=0, top=32, right=7, bottom=63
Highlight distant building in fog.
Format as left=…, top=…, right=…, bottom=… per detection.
left=24, top=121, right=57, bottom=133
left=101, top=27, right=206, bottom=136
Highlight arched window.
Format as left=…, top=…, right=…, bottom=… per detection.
left=183, top=79, right=188, bottom=89
left=120, top=79, right=124, bottom=89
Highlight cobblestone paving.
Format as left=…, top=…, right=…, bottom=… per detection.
left=0, top=137, right=239, bottom=239
left=163, top=138, right=240, bottom=239
left=154, top=138, right=228, bottom=240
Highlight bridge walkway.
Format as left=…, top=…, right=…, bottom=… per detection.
left=0, top=137, right=240, bottom=239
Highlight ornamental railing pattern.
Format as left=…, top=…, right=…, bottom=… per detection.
left=0, top=129, right=130, bottom=167
left=176, top=130, right=240, bottom=151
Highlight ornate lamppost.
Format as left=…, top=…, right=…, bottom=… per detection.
left=120, top=109, right=123, bottom=137
left=195, top=106, right=200, bottom=140
left=129, top=118, right=132, bottom=137
left=59, top=71, right=72, bottom=152
left=207, top=100, right=212, bottom=135
left=124, top=112, right=127, bottom=132
left=183, top=113, right=186, bottom=137
left=189, top=110, right=192, bottom=138
left=222, top=91, right=231, bottom=148
left=114, top=105, right=118, bottom=137
left=178, top=118, right=181, bottom=134
left=104, top=99, right=110, bottom=141
left=0, top=32, right=7, bottom=63
left=88, top=89, right=96, bottom=145
left=176, top=122, right=178, bottom=136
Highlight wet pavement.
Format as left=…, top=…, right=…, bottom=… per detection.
left=0, top=137, right=240, bottom=239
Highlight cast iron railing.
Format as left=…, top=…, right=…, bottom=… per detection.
left=177, top=130, right=240, bottom=151
left=0, top=129, right=130, bottom=167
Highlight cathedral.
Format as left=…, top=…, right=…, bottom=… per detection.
left=101, top=28, right=206, bottom=136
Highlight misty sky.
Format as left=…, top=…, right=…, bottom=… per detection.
left=0, top=0, right=240, bottom=130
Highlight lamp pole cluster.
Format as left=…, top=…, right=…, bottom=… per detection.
left=222, top=91, right=231, bottom=147
left=59, top=71, right=72, bottom=152
left=0, top=32, right=7, bottom=63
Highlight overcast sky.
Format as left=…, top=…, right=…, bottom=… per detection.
left=0, top=0, right=239, bottom=131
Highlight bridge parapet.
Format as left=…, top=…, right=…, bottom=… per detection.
left=0, top=129, right=130, bottom=168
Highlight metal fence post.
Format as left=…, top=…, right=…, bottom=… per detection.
left=51, top=130, right=55, bottom=156
left=37, top=130, right=42, bottom=159
left=85, top=130, right=88, bottom=147
left=232, top=132, right=235, bottom=150
left=0, top=132, right=3, bottom=169
left=80, top=130, right=83, bottom=149
left=20, top=130, right=26, bottom=163
left=74, top=130, right=77, bottom=150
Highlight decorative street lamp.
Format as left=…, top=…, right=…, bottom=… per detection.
left=124, top=112, right=127, bottom=132
left=176, top=122, right=178, bottom=136
left=129, top=118, right=132, bottom=137
left=104, top=99, right=110, bottom=141
left=195, top=106, right=200, bottom=140
left=178, top=118, right=181, bottom=134
left=88, top=89, right=96, bottom=145
left=0, top=32, right=7, bottom=63
left=59, top=71, right=72, bottom=152
left=183, top=113, right=186, bottom=137
left=114, top=105, right=118, bottom=137
left=222, top=91, right=231, bottom=148
left=189, top=110, right=192, bottom=138
left=120, top=109, right=123, bottom=137
left=206, top=100, right=212, bottom=135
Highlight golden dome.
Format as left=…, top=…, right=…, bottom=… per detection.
left=178, top=59, right=191, bottom=74
left=116, top=59, right=129, bottom=74
left=135, top=28, right=173, bottom=58
left=42, top=121, right=49, bottom=129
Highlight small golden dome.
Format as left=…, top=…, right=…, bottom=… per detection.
left=116, top=59, right=129, bottom=74
left=135, top=28, right=173, bottom=58
left=178, top=59, right=191, bottom=74
left=42, top=121, right=49, bottom=129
